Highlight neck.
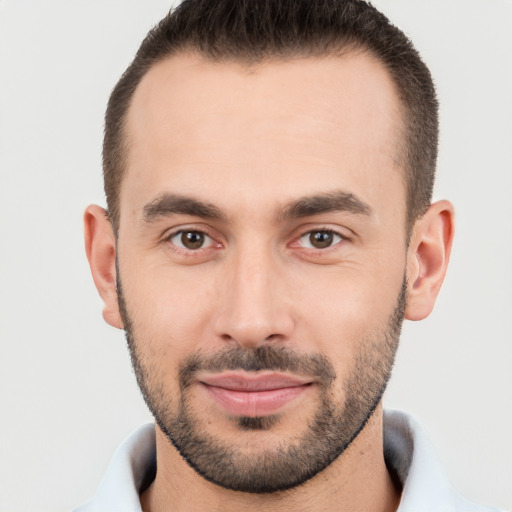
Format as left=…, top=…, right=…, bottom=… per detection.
left=140, top=405, right=401, bottom=512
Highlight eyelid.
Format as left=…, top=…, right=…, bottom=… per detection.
left=169, top=230, right=214, bottom=250
left=162, top=223, right=214, bottom=240
left=298, top=229, right=343, bottom=248
left=291, top=225, right=351, bottom=244
left=162, top=224, right=223, bottom=252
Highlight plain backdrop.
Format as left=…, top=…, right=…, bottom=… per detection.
left=0, top=1, right=511, bottom=511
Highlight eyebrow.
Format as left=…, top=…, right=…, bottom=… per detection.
left=142, top=194, right=226, bottom=222
left=278, top=191, right=373, bottom=220
left=142, top=190, right=372, bottom=224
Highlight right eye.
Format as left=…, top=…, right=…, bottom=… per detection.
left=168, top=230, right=214, bottom=251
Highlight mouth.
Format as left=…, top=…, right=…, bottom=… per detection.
left=198, top=372, right=314, bottom=417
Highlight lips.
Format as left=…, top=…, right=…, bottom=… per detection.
left=199, top=372, right=312, bottom=417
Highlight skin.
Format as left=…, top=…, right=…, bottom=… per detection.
left=85, top=52, right=454, bottom=512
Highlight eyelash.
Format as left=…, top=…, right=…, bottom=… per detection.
left=294, top=227, right=347, bottom=251
left=163, top=225, right=348, bottom=255
left=163, top=227, right=221, bottom=254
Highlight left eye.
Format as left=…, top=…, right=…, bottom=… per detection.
left=298, top=230, right=343, bottom=249
left=169, top=230, right=214, bottom=250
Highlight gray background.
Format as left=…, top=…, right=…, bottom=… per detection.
left=0, top=1, right=510, bottom=510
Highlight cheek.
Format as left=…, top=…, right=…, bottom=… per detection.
left=121, top=262, right=220, bottom=360
left=291, top=264, right=404, bottom=360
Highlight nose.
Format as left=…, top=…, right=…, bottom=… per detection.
left=214, top=246, right=294, bottom=349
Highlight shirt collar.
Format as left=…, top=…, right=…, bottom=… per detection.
left=74, top=410, right=501, bottom=512
left=384, top=410, right=500, bottom=512
left=75, top=423, right=155, bottom=512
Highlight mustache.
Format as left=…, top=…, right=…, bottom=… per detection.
left=179, top=345, right=337, bottom=390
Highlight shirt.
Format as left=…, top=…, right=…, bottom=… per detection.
left=74, top=410, right=503, bottom=512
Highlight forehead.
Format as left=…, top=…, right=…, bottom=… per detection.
left=122, top=52, right=405, bottom=224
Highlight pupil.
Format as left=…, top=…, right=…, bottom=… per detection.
left=310, top=231, right=333, bottom=248
left=182, top=231, right=204, bottom=249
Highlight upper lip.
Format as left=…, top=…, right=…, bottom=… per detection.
left=199, top=372, right=313, bottom=392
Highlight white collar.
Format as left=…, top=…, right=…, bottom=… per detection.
left=74, top=410, right=501, bottom=512
left=383, top=410, right=500, bottom=511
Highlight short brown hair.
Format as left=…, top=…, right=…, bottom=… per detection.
left=103, top=0, right=438, bottom=235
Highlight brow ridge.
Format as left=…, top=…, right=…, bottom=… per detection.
left=142, top=190, right=372, bottom=224
left=278, top=191, right=372, bottom=220
left=143, top=194, right=226, bottom=222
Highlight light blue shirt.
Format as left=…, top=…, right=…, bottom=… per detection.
left=74, top=410, right=503, bottom=512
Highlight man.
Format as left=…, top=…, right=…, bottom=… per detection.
left=77, top=0, right=502, bottom=510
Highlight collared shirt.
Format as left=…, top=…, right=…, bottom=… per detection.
left=74, top=410, right=503, bottom=512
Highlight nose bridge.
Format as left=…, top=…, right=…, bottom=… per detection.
left=215, top=240, right=292, bottom=347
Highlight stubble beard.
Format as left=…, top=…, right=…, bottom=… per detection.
left=118, top=278, right=406, bottom=494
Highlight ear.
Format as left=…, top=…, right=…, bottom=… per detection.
left=84, top=205, right=124, bottom=329
left=405, top=200, right=455, bottom=321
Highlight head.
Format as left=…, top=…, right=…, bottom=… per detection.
left=85, top=0, right=454, bottom=495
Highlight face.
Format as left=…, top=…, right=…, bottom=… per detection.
left=117, top=53, right=409, bottom=492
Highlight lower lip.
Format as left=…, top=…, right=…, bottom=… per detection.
left=202, top=383, right=311, bottom=417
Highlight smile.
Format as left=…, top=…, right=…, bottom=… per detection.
left=199, top=372, right=314, bottom=417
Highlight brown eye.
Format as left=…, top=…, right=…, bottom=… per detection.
left=309, top=231, right=334, bottom=248
left=181, top=231, right=205, bottom=249
left=169, top=230, right=213, bottom=250
left=298, top=230, right=343, bottom=249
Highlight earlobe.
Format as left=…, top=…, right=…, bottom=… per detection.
left=405, top=200, right=455, bottom=321
left=84, top=205, right=124, bottom=329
